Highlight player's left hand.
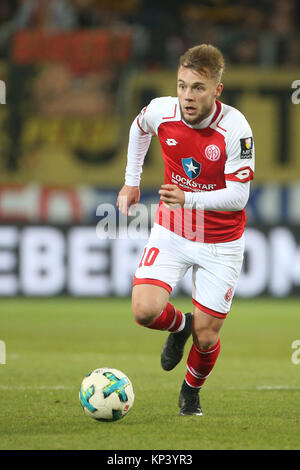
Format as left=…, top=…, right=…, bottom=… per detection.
left=158, top=184, right=185, bottom=207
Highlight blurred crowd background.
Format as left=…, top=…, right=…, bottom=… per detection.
left=0, top=0, right=299, bottom=67
left=0, top=0, right=299, bottom=298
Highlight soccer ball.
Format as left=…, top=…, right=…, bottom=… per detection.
left=79, top=367, right=134, bottom=422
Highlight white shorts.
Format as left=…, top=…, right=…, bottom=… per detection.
left=133, top=223, right=245, bottom=318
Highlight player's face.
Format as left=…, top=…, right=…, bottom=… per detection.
left=177, top=66, right=223, bottom=125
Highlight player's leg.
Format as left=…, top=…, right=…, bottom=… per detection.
left=132, top=284, right=169, bottom=326
left=179, top=309, right=223, bottom=416
left=179, top=237, right=245, bottom=416
left=192, top=307, right=224, bottom=351
left=190, top=309, right=223, bottom=388
left=132, top=284, right=192, bottom=366
left=132, top=224, right=191, bottom=335
left=132, top=283, right=190, bottom=334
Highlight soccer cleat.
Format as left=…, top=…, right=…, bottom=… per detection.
left=161, top=312, right=193, bottom=371
left=178, top=380, right=203, bottom=416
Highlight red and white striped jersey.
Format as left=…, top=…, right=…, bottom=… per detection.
left=137, top=96, right=255, bottom=243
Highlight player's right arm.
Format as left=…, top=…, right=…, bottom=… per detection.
left=117, top=103, right=156, bottom=215
left=117, top=184, right=140, bottom=216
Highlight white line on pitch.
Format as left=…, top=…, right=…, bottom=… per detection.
left=256, top=385, right=300, bottom=390
left=0, top=385, right=74, bottom=390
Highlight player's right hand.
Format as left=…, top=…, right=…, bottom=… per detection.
left=116, top=185, right=140, bottom=216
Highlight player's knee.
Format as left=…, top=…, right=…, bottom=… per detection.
left=131, top=297, right=160, bottom=326
left=193, top=328, right=218, bottom=350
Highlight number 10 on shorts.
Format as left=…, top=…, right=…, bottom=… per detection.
left=139, top=247, right=160, bottom=267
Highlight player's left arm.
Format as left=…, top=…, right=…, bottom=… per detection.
left=159, top=180, right=250, bottom=211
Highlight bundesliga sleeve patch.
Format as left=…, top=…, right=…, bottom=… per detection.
left=240, top=137, right=253, bottom=159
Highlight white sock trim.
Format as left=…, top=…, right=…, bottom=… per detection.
left=174, top=313, right=186, bottom=333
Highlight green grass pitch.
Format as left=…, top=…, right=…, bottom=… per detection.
left=0, top=296, right=299, bottom=450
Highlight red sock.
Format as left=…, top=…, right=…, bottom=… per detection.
left=145, top=302, right=184, bottom=332
left=185, top=338, right=221, bottom=388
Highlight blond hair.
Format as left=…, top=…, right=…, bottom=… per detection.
left=179, top=44, right=225, bottom=82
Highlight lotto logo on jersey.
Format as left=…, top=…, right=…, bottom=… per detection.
left=166, top=138, right=178, bottom=146
left=204, top=144, right=221, bottom=162
left=181, top=157, right=201, bottom=180
left=240, top=137, right=253, bottom=159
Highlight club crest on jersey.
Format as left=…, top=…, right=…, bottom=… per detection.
left=181, top=157, right=201, bottom=180
left=240, top=137, right=253, bottom=159
left=204, top=144, right=221, bottom=162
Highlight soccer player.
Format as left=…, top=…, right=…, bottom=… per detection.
left=117, top=44, right=255, bottom=416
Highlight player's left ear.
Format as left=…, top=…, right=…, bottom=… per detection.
left=215, top=83, right=223, bottom=98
